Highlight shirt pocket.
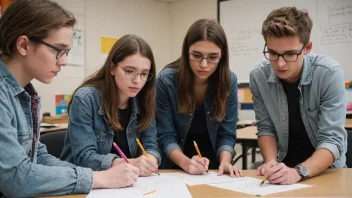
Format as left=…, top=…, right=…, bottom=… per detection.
left=94, top=127, right=112, bottom=153
left=18, top=129, right=31, bottom=152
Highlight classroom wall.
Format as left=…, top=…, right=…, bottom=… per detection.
left=169, top=0, right=217, bottom=62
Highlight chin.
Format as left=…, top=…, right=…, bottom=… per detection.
left=38, top=78, right=53, bottom=84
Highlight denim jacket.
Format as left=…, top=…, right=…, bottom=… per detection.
left=250, top=53, right=347, bottom=168
left=0, top=59, right=92, bottom=198
left=156, top=68, right=238, bottom=168
left=60, top=86, right=161, bottom=170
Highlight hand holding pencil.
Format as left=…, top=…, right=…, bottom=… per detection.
left=192, top=141, right=209, bottom=174
left=135, top=138, right=160, bottom=176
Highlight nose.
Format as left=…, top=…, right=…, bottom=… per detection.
left=133, top=73, right=141, bottom=84
left=276, top=56, right=286, bottom=68
left=200, top=58, right=208, bottom=67
left=57, top=54, right=68, bottom=67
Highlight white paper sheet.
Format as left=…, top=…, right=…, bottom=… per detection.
left=210, top=176, right=312, bottom=196
left=87, top=175, right=192, bottom=198
left=161, top=172, right=237, bottom=186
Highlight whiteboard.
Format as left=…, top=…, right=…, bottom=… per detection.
left=220, top=0, right=352, bottom=82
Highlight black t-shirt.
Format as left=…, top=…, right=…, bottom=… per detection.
left=280, top=79, right=315, bottom=167
left=111, top=104, right=132, bottom=158
left=180, top=103, right=219, bottom=169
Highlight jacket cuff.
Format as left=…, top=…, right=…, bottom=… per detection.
left=164, top=143, right=182, bottom=157
left=216, top=145, right=235, bottom=159
left=317, top=142, right=340, bottom=162
left=73, top=167, right=93, bottom=194
left=101, top=153, right=119, bottom=170
left=146, top=150, right=162, bottom=166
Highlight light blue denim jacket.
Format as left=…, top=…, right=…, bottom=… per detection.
left=0, top=59, right=93, bottom=198
left=250, top=53, right=347, bottom=168
left=156, top=68, right=238, bottom=168
left=60, top=86, right=161, bottom=170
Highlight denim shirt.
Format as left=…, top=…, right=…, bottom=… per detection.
left=250, top=53, right=347, bottom=168
left=0, top=59, right=93, bottom=198
left=156, top=68, right=238, bottom=168
left=60, top=86, right=161, bottom=170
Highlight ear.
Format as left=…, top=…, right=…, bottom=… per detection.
left=304, top=41, right=312, bottom=55
left=110, top=62, right=116, bottom=76
left=16, top=35, right=30, bottom=57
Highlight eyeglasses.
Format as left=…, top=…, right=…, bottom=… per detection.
left=29, top=37, right=71, bottom=59
left=189, top=52, right=221, bottom=64
left=263, top=43, right=306, bottom=62
left=118, top=65, right=153, bottom=81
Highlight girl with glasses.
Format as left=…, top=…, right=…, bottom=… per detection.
left=0, top=0, right=140, bottom=197
left=61, top=35, right=160, bottom=178
left=156, top=19, right=244, bottom=177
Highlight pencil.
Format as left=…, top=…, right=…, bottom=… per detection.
left=136, top=138, right=160, bottom=175
left=143, top=189, right=156, bottom=195
left=260, top=177, right=267, bottom=187
left=112, top=142, right=130, bottom=164
left=193, top=141, right=208, bottom=173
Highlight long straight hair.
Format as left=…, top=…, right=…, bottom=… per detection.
left=165, top=19, right=231, bottom=122
left=69, top=35, right=156, bottom=132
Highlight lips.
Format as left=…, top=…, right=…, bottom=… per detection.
left=129, top=87, right=140, bottom=92
left=198, top=70, right=208, bottom=75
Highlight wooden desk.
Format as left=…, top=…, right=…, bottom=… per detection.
left=40, top=123, right=68, bottom=133
left=346, top=118, right=352, bottom=129
left=40, top=169, right=352, bottom=197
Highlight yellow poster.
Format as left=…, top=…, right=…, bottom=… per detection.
left=100, top=36, right=118, bottom=54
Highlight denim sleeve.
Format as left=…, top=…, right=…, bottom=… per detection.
left=316, top=67, right=347, bottom=161
left=249, top=71, right=277, bottom=139
left=37, top=141, right=76, bottom=167
left=140, top=117, right=161, bottom=165
left=216, top=74, right=237, bottom=158
left=67, top=93, right=118, bottom=170
left=0, top=101, right=93, bottom=197
left=156, top=76, right=182, bottom=157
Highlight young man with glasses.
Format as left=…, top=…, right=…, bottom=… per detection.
left=60, top=34, right=161, bottom=177
left=250, top=7, right=347, bottom=185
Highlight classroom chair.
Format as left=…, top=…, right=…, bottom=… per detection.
left=39, top=130, right=67, bottom=158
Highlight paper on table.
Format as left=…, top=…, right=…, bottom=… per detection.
left=87, top=175, right=192, bottom=198
left=210, top=176, right=312, bottom=196
left=162, top=172, right=236, bottom=186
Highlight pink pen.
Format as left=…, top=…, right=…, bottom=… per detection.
left=113, top=142, right=130, bottom=164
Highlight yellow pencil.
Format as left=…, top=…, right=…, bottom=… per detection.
left=143, top=189, right=156, bottom=195
left=193, top=141, right=208, bottom=173
left=260, top=177, right=267, bottom=187
left=136, top=138, right=160, bottom=175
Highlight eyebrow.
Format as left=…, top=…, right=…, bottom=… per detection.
left=55, top=43, right=70, bottom=49
left=123, top=66, right=150, bottom=72
left=190, top=50, right=221, bottom=55
left=267, top=48, right=300, bottom=54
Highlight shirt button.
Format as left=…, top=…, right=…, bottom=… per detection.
left=283, top=100, right=286, bottom=103
left=282, top=116, right=286, bottom=120
left=207, top=111, right=210, bottom=114
left=181, top=138, right=185, bottom=142
left=190, top=113, right=192, bottom=116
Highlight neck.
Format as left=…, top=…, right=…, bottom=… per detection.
left=194, top=77, right=208, bottom=87
left=118, top=94, right=129, bottom=109
left=2, top=55, right=31, bottom=87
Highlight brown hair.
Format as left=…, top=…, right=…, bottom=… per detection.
left=0, top=0, right=76, bottom=57
left=262, top=6, right=313, bottom=44
left=165, top=19, right=230, bottom=122
left=69, top=35, right=156, bottom=132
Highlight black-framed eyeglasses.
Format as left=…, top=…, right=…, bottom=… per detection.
left=29, top=37, right=71, bottom=59
left=263, top=43, right=306, bottom=62
left=189, top=52, right=221, bottom=64
left=118, top=65, right=153, bottom=81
